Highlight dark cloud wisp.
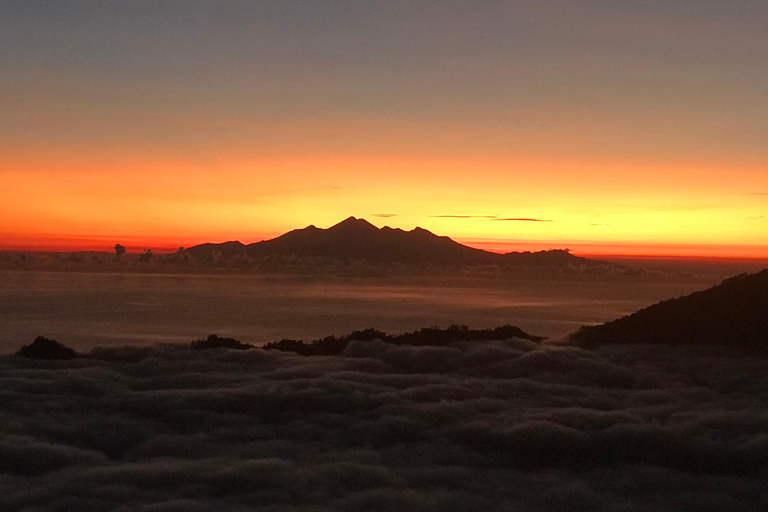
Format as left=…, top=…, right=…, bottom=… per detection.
left=492, top=218, right=553, bottom=222
left=429, top=215, right=553, bottom=222
left=429, top=215, right=499, bottom=219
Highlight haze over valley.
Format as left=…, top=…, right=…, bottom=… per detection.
left=0, top=218, right=738, bottom=352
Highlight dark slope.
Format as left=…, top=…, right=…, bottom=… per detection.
left=184, top=240, right=245, bottom=259
left=186, top=216, right=598, bottom=267
left=245, top=217, right=494, bottom=264
left=501, top=248, right=587, bottom=266
left=570, top=269, right=768, bottom=350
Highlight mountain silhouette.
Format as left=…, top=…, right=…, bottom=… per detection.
left=185, top=216, right=599, bottom=267
left=570, top=269, right=768, bottom=350
left=245, top=217, right=494, bottom=264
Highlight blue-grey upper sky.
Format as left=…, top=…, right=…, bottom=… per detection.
left=3, top=0, right=766, bottom=161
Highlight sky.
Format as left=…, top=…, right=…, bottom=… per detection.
left=1, top=1, right=767, bottom=257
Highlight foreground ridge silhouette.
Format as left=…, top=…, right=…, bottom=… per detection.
left=190, top=334, right=255, bottom=350
left=263, top=324, right=546, bottom=356
left=14, top=325, right=545, bottom=359
left=185, top=216, right=598, bottom=267
left=570, top=269, right=768, bottom=351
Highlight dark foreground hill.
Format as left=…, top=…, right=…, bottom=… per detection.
left=570, top=269, right=768, bottom=351
left=185, top=216, right=601, bottom=267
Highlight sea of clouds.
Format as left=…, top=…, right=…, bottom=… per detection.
left=2, top=338, right=767, bottom=511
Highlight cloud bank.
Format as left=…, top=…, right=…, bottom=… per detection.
left=2, top=339, right=767, bottom=511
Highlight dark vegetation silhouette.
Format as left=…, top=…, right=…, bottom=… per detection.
left=114, top=243, right=126, bottom=259
left=184, top=216, right=601, bottom=267
left=16, top=336, right=79, bottom=360
left=570, top=269, right=768, bottom=352
left=190, top=334, right=255, bottom=350
left=13, top=325, right=544, bottom=359
left=263, top=324, right=545, bottom=356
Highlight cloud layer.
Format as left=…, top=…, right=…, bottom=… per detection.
left=2, top=339, right=768, bottom=511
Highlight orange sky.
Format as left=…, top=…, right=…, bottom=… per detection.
left=2, top=153, right=766, bottom=257
left=1, top=2, right=766, bottom=258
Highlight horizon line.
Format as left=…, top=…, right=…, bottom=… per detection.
left=3, top=216, right=768, bottom=260
left=3, top=236, right=768, bottom=261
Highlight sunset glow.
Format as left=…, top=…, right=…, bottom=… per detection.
left=1, top=2, right=766, bottom=257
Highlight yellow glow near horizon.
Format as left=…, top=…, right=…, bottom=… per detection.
left=2, top=2, right=767, bottom=259
left=1, top=152, right=767, bottom=257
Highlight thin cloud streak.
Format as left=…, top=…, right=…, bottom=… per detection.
left=493, top=218, right=554, bottom=222
left=429, top=215, right=553, bottom=222
left=430, top=215, right=499, bottom=219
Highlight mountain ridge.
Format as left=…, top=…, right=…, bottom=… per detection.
left=570, top=269, right=768, bottom=350
left=185, top=216, right=602, bottom=267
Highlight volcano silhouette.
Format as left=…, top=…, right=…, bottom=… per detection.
left=186, top=216, right=594, bottom=266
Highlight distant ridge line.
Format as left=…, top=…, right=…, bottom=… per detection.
left=184, top=216, right=606, bottom=268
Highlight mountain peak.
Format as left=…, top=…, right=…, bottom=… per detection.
left=328, top=216, right=379, bottom=231
left=186, top=216, right=593, bottom=268
left=410, top=226, right=437, bottom=236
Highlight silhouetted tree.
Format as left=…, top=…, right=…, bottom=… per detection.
left=138, top=249, right=153, bottom=262
left=114, top=244, right=126, bottom=259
